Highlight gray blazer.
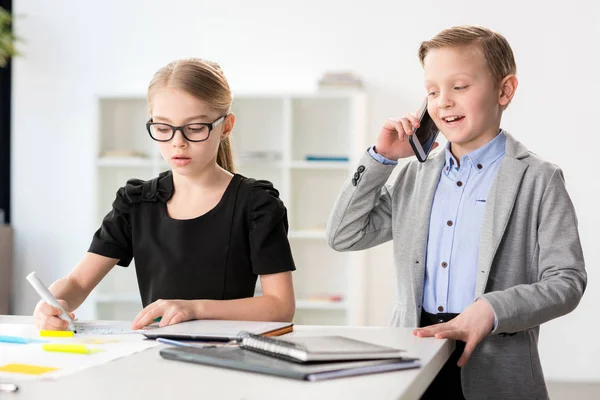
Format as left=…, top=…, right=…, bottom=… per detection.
left=326, top=132, right=586, bottom=399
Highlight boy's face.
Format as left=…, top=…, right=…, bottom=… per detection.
left=423, top=46, right=503, bottom=154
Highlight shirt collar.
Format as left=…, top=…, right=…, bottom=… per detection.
left=444, top=130, right=506, bottom=174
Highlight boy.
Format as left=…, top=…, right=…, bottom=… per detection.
left=326, top=26, right=586, bottom=399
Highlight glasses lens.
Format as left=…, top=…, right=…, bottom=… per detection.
left=149, top=124, right=173, bottom=141
left=184, top=124, right=210, bottom=141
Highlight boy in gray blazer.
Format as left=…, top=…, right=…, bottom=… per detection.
left=326, top=25, right=586, bottom=400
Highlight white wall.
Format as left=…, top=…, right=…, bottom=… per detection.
left=11, top=0, right=600, bottom=381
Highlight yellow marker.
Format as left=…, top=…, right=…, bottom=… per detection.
left=42, top=343, right=101, bottom=354
left=0, top=363, right=58, bottom=375
left=40, top=330, right=74, bottom=338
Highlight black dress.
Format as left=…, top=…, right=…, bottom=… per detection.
left=88, top=171, right=296, bottom=307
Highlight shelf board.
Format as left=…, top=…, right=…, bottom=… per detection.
left=288, top=230, right=326, bottom=240
left=236, top=160, right=284, bottom=169
left=93, top=293, right=346, bottom=311
left=288, top=161, right=350, bottom=170
left=97, top=157, right=154, bottom=167
left=296, top=299, right=348, bottom=310
left=93, top=293, right=140, bottom=303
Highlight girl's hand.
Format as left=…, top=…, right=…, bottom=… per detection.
left=33, top=299, right=76, bottom=331
left=375, top=112, right=438, bottom=161
left=131, top=299, right=202, bottom=330
left=412, top=299, right=495, bottom=367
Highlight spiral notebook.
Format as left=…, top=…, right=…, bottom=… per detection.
left=238, top=332, right=406, bottom=363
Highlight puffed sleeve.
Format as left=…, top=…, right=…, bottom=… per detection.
left=248, top=180, right=296, bottom=275
left=87, top=179, right=143, bottom=266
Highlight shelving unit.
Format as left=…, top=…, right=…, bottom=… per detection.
left=90, top=91, right=369, bottom=326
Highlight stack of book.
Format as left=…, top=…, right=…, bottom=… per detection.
left=159, top=329, right=419, bottom=381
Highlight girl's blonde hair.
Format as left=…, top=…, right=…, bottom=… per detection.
left=147, top=58, right=235, bottom=173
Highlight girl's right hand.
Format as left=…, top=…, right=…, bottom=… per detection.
left=374, top=113, right=422, bottom=161
left=33, top=299, right=75, bottom=330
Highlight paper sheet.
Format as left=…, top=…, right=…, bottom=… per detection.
left=0, top=321, right=159, bottom=381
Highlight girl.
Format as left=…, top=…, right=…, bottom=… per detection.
left=34, top=58, right=296, bottom=330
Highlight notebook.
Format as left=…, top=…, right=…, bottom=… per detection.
left=142, top=320, right=293, bottom=341
left=238, top=333, right=406, bottom=362
left=159, top=346, right=420, bottom=381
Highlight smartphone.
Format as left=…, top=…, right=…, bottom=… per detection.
left=408, top=99, right=439, bottom=162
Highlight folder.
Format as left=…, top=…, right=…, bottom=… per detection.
left=159, top=346, right=420, bottom=381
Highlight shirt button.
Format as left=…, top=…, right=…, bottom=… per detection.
left=447, top=220, right=453, bottom=226
left=352, top=179, right=357, bottom=186
left=477, top=164, right=483, bottom=169
left=357, top=165, right=365, bottom=173
left=438, top=306, right=444, bottom=312
left=441, top=262, right=448, bottom=268
left=446, top=166, right=449, bottom=171
left=354, top=172, right=360, bottom=180
left=457, top=181, right=463, bottom=187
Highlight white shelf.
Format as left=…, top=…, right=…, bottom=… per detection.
left=288, top=230, right=326, bottom=240
left=97, top=157, right=154, bottom=167
left=93, top=91, right=369, bottom=325
left=288, top=161, right=350, bottom=170
left=296, top=299, right=348, bottom=310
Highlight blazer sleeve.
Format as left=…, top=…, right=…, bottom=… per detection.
left=482, top=168, right=587, bottom=334
left=326, top=151, right=399, bottom=252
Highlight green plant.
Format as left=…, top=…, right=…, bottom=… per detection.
left=0, top=6, right=19, bottom=68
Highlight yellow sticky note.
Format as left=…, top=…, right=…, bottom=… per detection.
left=40, top=330, right=74, bottom=337
left=42, top=343, right=103, bottom=355
left=0, top=363, right=59, bottom=375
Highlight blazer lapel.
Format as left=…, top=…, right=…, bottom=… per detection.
left=475, top=154, right=528, bottom=297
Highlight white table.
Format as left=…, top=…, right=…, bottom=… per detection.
left=0, top=316, right=453, bottom=400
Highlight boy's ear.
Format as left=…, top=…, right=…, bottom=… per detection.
left=498, top=75, right=518, bottom=106
left=221, top=113, right=235, bottom=139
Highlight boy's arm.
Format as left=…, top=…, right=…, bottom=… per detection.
left=482, top=168, right=587, bottom=334
left=326, top=151, right=399, bottom=251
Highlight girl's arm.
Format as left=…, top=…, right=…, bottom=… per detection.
left=34, top=253, right=118, bottom=329
left=131, top=271, right=295, bottom=329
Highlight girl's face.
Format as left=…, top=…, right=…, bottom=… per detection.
left=150, top=87, right=228, bottom=176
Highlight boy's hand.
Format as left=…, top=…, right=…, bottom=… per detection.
left=131, top=299, right=203, bottom=330
left=33, top=299, right=76, bottom=331
left=412, top=299, right=495, bottom=367
left=375, top=113, right=438, bottom=161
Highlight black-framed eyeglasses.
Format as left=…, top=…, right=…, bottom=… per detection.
left=146, top=115, right=226, bottom=142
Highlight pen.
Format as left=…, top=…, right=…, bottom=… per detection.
left=0, top=335, right=46, bottom=344
left=26, top=272, right=77, bottom=333
left=0, top=383, right=18, bottom=393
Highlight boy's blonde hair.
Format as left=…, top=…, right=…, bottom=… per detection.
left=418, top=26, right=517, bottom=85
left=147, top=58, right=235, bottom=173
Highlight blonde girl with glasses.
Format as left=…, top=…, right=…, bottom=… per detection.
left=33, top=59, right=296, bottom=330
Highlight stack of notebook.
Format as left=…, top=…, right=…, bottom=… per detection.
left=159, top=328, right=419, bottom=381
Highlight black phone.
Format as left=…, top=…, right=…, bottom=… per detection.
left=408, top=99, right=439, bottom=162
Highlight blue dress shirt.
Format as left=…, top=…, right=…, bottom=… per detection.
left=368, top=132, right=506, bottom=315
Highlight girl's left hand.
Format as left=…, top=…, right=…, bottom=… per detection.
left=131, top=299, right=203, bottom=330
left=412, top=298, right=495, bottom=367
